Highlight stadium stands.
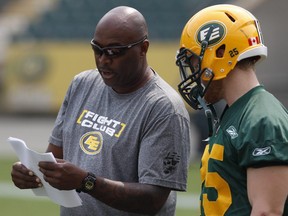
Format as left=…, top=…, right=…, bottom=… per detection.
left=13, top=0, right=232, bottom=41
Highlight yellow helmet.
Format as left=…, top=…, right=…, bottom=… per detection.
left=176, top=4, right=267, bottom=109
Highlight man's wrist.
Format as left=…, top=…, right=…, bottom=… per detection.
left=76, top=172, right=97, bottom=193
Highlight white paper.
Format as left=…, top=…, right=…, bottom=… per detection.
left=8, top=137, right=82, bottom=208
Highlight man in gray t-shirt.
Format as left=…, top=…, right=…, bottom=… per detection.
left=49, top=69, right=191, bottom=215
left=11, top=6, right=191, bottom=216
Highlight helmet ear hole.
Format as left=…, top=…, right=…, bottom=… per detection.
left=216, top=45, right=226, bottom=58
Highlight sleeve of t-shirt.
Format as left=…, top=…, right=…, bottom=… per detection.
left=138, top=113, right=191, bottom=191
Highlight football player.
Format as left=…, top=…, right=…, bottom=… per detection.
left=176, top=4, right=288, bottom=215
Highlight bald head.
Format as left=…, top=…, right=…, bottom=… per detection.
left=94, top=6, right=148, bottom=43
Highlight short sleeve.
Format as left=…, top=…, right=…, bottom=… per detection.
left=237, top=116, right=288, bottom=168
left=138, top=113, right=191, bottom=191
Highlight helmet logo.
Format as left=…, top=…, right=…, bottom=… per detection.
left=196, top=22, right=226, bottom=46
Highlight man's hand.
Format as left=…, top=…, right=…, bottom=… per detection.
left=38, top=159, right=87, bottom=191
left=11, top=162, right=42, bottom=189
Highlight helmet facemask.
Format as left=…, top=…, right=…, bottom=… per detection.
left=176, top=26, right=218, bottom=137
left=176, top=29, right=215, bottom=111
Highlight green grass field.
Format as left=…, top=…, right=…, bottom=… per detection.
left=0, top=157, right=201, bottom=216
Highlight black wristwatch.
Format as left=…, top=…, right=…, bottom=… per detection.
left=76, top=172, right=97, bottom=193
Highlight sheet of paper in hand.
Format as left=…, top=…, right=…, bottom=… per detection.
left=8, top=137, right=82, bottom=208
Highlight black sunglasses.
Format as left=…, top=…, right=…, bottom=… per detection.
left=90, top=36, right=148, bottom=57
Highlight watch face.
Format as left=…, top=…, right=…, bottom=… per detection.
left=85, top=180, right=95, bottom=191
left=83, top=173, right=96, bottom=192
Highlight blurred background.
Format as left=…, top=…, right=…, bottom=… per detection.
left=0, top=0, right=287, bottom=215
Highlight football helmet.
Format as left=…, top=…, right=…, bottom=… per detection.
left=176, top=4, right=267, bottom=110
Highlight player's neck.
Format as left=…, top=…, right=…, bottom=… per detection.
left=223, top=67, right=259, bottom=106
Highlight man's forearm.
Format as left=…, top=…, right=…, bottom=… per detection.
left=87, top=177, right=171, bottom=214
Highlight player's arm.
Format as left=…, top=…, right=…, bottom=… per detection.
left=247, top=165, right=288, bottom=216
left=40, top=144, right=171, bottom=214
left=46, top=143, right=63, bottom=159
left=86, top=177, right=171, bottom=214
left=38, top=160, right=171, bottom=214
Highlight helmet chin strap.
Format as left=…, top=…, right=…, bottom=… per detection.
left=196, top=25, right=219, bottom=139
left=196, top=95, right=219, bottom=138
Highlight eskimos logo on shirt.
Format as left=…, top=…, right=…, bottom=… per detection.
left=79, top=131, right=103, bottom=155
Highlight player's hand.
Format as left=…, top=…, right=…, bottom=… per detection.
left=38, top=159, right=87, bottom=191
left=11, top=162, right=42, bottom=189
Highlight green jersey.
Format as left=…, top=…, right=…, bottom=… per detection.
left=200, top=86, right=288, bottom=215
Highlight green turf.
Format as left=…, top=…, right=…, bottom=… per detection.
left=0, top=157, right=201, bottom=215
left=0, top=198, right=59, bottom=215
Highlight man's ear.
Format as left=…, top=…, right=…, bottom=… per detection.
left=141, top=40, right=149, bottom=56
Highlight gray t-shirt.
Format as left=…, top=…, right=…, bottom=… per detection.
left=49, top=69, right=191, bottom=216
